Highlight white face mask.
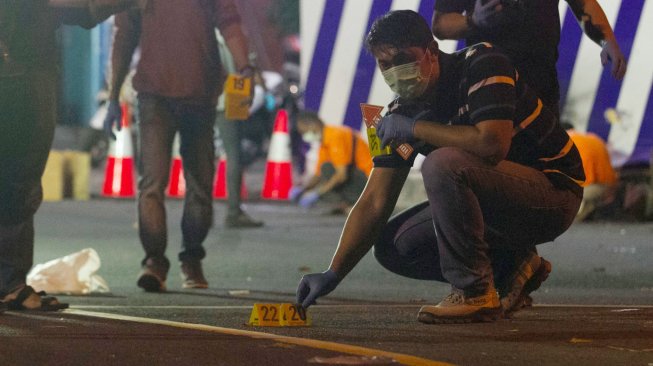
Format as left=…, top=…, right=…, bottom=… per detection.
left=381, top=49, right=431, bottom=99
left=302, top=131, right=321, bottom=144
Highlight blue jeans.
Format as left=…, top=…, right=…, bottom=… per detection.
left=374, top=147, right=581, bottom=296
left=136, top=94, right=215, bottom=266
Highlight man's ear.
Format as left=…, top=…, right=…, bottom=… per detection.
left=428, top=40, right=439, bottom=55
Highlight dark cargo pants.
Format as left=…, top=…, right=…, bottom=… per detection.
left=374, top=147, right=581, bottom=295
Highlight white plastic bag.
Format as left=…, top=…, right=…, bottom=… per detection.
left=26, top=248, right=110, bottom=295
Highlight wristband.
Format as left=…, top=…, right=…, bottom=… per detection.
left=238, top=64, right=256, bottom=77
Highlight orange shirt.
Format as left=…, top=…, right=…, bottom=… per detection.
left=316, top=125, right=373, bottom=177
left=567, top=130, right=618, bottom=186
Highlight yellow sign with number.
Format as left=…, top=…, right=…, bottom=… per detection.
left=366, top=127, right=392, bottom=157
left=361, top=103, right=413, bottom=159
left=248, top=303, right=310, bottom=327
left=224, top=73, right=251, bottom=121
left=280, top=303, right=311, bottom=326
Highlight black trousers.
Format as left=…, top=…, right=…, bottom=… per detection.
left=0, top=67, right=57, bottom=297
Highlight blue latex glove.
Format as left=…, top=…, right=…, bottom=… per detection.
left=296, top=269, right=341, bottom=308
left=376, top=113, right=416, bottom=148
left=471, top=0, right=503, bottom=29
left=289, top=186, right=305, bottom=202
left=299, top=190, right=320, bottom=208
left=264, top=92, right=276, bottom=112
left=103, top=101, right=123, bottom=141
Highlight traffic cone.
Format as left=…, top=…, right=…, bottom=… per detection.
left=213, top=153, right=248, bottom=200
left=102, top=103, right=136, bottom=198
left=261, top=109, right=293, bottom=200
left=166, top=133, right=186, bottom=198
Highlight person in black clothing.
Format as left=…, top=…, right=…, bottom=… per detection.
left=296, top=10, right=584, bottom=324
left=0, top=0, right=134, bottom=311
left=432, top=0, right=627, bottom=117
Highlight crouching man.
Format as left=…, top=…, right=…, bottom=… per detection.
left=296, top=10, right=584, bottom=323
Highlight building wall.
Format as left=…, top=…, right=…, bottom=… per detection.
left=300, top=0, right=653, bottom=168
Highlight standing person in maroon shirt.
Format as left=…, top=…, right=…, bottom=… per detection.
left=103, top=0, right=253, bottom=292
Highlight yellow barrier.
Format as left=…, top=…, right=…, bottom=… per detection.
left=42, top=150, right=91, bottom=201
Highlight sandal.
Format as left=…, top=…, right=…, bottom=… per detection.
left=6, top=285, right=69, bottom=311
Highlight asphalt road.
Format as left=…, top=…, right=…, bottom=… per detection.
left=1, top=197, right=652, bottom=365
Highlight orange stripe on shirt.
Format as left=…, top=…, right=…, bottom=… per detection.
left=513, top=99, right=543, bottom=136
left=542, top=169, right=586, bottom=186
left=467, top=76, right=515, bottom=96
left=539, top=138, right=575, bottom=162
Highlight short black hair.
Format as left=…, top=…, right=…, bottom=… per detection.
left=296, top=110, right=324, bottom=126
left=365, top=10, right=435, bottom=53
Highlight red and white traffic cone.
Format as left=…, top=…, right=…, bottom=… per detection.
left=102, top=103, right=136, bottom=198
left=166, top=133, right=185, bottom=198
left=261, top=109, right=293, bottom=200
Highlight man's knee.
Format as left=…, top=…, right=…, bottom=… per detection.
left=0, top=184, right=41, bottom=225
left=421, top=147, right=471, bottom=184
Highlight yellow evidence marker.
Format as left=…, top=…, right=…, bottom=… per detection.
left=248, top=303, right=311, bottom=327
left=224, top=73, right=252, bottom=121
left=360, top=103, right=413, bottom=160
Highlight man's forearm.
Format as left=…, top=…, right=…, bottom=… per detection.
left=303, top=174, right=321, bottom=192
left=329, top=195, right=388, bottom=279
left=108, top=57, right=132, bottom=101
left=329, top=168, right=408, bottom=278
left=414, top=119, right=512, bottom=164
left=108, top=14, right=139, bottom=101
left=431, top=11, right=475, bottom=40
left=317, top=166, right=348, bottom=195
left=567, top=0, right=616, bottom=46
left=221, top=23, right=250, bottom=71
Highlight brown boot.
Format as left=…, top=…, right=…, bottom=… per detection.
left=499, top=254, right=552, bottom=317
left=418, top=286, right=502, bottom=324
left=137, top=257, right=168, bottom=292
left=180, top=260, right=208, bottom=289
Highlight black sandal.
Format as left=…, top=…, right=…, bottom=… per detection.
left=6, top=286, right=69, bottom=311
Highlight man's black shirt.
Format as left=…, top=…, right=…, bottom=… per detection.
left=434, top=0, right=561, bottom=108
left=373, top=43, right=584, bottom=196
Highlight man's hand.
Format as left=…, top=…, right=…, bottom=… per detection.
left=601, top=39, right=627, bottom=80
left=296, top=269, right=341, bottom=308
left=103, top=101, right=123, bottom=140
left=239, top=65, right=257, bottom=108
left=471, top=0, right=503, bottom=29
left=299, top=190, right=320, bottom=208
left=289, top=186, right=305, bottom=202
left=376, top=113, right=416, bottom=148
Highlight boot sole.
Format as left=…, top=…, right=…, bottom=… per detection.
left=504, top=259, right=552, bottom=317
left=137, top=274, right=166, bottom=292
left=417, top=307, right=502, bottom=324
